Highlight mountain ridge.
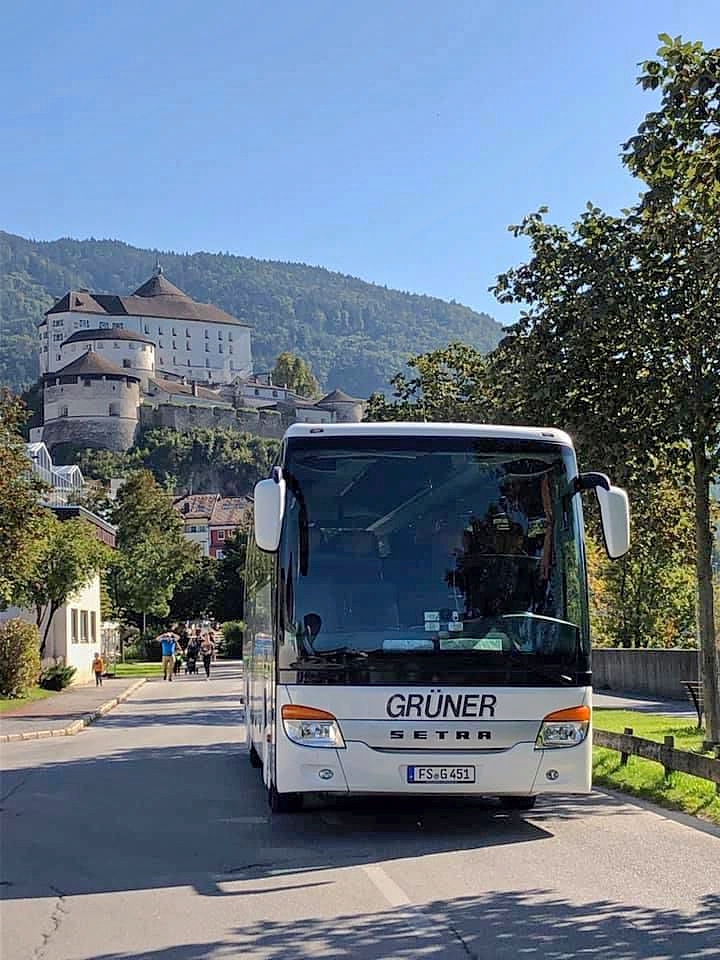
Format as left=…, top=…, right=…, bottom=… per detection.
left=0, top=230, right=503, bottom=396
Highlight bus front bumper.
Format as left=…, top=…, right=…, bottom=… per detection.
left=274, top=738, right=592, bottom=797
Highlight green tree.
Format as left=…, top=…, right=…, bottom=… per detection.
left=366, top=343, right=494, bottom=423
left=271, top=352, right=321, bottom=398
left=0, top=391, right=49, bottom=609
left=111, top=471, right=198, bottom=628
left=168, top=556, right=218, bottom=623
left=16, top=513, right=109, bottom=654
left=212, top=528, right=248, bottom=623
left=491, top=36, right=720, bottom=741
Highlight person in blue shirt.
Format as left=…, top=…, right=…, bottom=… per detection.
left=158, top=631, right=181, bottom=681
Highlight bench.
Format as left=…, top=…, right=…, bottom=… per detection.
left=681, top=680, right=704, bottom=729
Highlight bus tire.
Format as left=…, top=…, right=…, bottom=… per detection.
left=500, top=796, right=537, bottom=810
left=268, top=781, right=302, bottom=814
left=249, top=743, right=262, bottom=768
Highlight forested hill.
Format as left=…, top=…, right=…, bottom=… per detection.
left=0, top=230, right=503, bottom=396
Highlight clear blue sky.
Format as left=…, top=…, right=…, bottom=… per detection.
left=1, top=0, right=718, bottom=323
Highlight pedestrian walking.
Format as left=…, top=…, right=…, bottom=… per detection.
left=92, top=652, right=104, bottom=687
left=158, top=631, right=181, bottom=681
left=200, top=633, right=215, bottom=679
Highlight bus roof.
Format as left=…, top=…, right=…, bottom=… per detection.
left=283, top=422, right=574, bottom=446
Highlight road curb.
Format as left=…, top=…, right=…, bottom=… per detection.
left=0, top=678, right=146, bottom=743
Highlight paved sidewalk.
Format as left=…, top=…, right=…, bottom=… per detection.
left=0, top=677, right=146, bottom=743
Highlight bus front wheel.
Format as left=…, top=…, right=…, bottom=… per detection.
left=500, top=796, right=537, bottom=811
left=268, top=781, right=302, bottom=813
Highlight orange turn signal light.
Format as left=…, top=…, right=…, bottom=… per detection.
left=281, top=704, right=336, bottom=721
left=542, top=705, right=591, bottom=723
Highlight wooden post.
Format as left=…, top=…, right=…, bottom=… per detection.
left=621, top=728, right=633, bottom=766
left=663, top=735, right=675, bottom=779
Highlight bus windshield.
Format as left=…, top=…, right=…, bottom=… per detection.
left=278, top=435, right=589, bottom=683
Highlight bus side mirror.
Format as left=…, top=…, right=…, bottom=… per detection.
left=596, top=485, right=630, bottom=559
left=254, top=473, right=286, bottom=552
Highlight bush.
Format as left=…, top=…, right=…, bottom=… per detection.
left=222, top=621, right=245, bottom=659
left=39, top=660, right=77, bottom=691
left=0, top=619, right=41, bottom=697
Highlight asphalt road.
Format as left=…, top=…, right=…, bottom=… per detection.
left=2, top=663, right=718, bottom=960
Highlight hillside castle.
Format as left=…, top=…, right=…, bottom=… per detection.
left=35, top=266, right=364, bottom=453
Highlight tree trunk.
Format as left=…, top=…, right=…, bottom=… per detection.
left=692, top=442, right=720, bottom=745
left=39, top=603, right=58, bottom=657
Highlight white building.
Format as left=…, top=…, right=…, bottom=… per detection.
left=39, top=265, right=252, bottom=385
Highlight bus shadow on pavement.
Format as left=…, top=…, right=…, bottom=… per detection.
left=57, top=890, right=720, bottom=960
left=0, top=741, right=651, bottom=906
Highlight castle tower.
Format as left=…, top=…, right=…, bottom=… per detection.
left=315, top=388, right=365, bottom=423
left=59, top=329, right=156, bottom=389
left=42, top=350, right=141, bottom=454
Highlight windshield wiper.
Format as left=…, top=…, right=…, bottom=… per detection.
left=506, top=652, right=576, bottom=686
left=290, top=647, right=376, bottom=668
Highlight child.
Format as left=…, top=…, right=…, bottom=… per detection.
left=92, top=652, right=104, bottom=687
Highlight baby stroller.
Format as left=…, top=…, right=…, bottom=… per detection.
left=185, top=648, right=198, bottom=675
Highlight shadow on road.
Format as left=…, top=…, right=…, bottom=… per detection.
left=0, top=738, right=634, bottom=904
left=57, top=889, right=720, bottom=959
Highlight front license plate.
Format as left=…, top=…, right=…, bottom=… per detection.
left=407, top=765, right=476, bottom=784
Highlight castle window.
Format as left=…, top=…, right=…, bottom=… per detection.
left=109, top=403, right=120, bottom=417
left=83, top=378, right=92, bottom=386
left=79, top=318, right=90, bottom=329
left=186, top=329, right=191, bottom=337
left=205, top=359, right=211, bottom=368
left=172, top=328, right=177, bottom=336
left=186, top=342, right=191, bottom=350
left=204, top=330, right=209, bottom=339
left=113, top=341, right=120, bottom=349
left=144, top=325, right=150, bottom=334
left=173, top=356, right=177, bottom=365
left=97, top=342, right=104, bottom=349
left=158, top=327, right=162, bottom=335
left=218, top=344, right=223, bottom=354
left=187, top=360, right=191, bottom=367
left=172, top=341, right=177, bottom=350
left=229, top=345, right=233, bottom=354
left=272, top=390, right=278, bottom=397
left=254, top=388, right=259, bottom=396
left=218, top=330, right=223, bottom=339
left=228, top=332, right=233, bottom=341
left=205, top=344, right=210, bottom=352
left=99, top=321, right=111, bottom=329
left=112, top=322, right=124, bottom=329
left=60, top=406, right=69, bottom=417
left=123, top=359, right=131, bottom=369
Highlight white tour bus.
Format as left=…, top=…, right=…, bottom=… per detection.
left=244, top=423, right=629, bottom=813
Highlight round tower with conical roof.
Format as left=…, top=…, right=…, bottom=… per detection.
left=42, top=350, right=142, bottom=454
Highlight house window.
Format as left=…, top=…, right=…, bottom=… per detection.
left=71, top=609, right=79, bottom=643
left=216, top=550, right=225, bottom=560
left=218, top=530, right=225, bottom=540
left=81, top=611, right=89, bottom=643
left=90, top=611, right=97, bottom=643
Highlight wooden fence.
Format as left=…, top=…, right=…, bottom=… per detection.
left=594, top=727, right=720, bottom=793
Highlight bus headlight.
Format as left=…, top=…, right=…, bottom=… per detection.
left=535, top=705, right=590, bottom=749
left=281, top=705, right=346, bottom=748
